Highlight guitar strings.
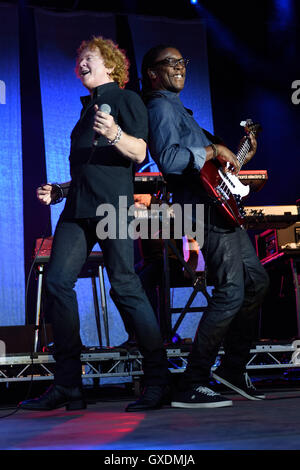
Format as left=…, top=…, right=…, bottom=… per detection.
left=217, top=137, right=251, bottom=198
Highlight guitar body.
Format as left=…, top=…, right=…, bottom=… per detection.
left=200, top=159, right=248, bottom=226
left=200, top=119, right=262, bottom=227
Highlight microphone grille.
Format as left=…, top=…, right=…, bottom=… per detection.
left=100, top=104, right=111, bottom=114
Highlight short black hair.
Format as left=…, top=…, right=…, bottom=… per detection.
left=140, top=44, right=176, bottom=102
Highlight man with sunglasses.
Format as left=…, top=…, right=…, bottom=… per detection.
left=141, top=45, right=269, bottom=408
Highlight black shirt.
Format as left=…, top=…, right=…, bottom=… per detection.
left=62, top=82, right=148, bottom=219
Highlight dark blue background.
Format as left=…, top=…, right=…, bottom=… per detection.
left=0, top=0, right=299, bottom=347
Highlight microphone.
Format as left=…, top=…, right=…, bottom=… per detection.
left=99, top=103, right=111, bottom=115
left=93, top=103, right=112, bottom=147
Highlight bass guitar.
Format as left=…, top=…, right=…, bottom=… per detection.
left=199, top=118, right=262, bottom=227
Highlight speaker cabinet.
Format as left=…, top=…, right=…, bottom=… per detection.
left=259, top=253, right=300, bottom=341
left=256, top=222, right=300, bottom=263
left=0, top=324, right=53, bottom=354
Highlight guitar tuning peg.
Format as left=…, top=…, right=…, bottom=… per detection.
left=240, top=119, right=253, bottom=127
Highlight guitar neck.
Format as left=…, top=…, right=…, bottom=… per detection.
left=236, top=136, right=251, bottom=169
left=236, top=119, right=261, bottom=170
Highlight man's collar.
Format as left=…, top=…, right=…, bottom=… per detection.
left=155, top=90, right=183, bottom=103
left=150, top=89, right=193, bottom=115
left=80, top=82, right=118, bottom=108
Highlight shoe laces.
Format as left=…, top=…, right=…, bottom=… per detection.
left=194, top=386, right=219, bottom=397
left=244, top=372, right=256, bottom=390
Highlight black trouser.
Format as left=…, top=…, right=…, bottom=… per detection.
left=45, top=217, right=169, bottom=387
left=182, top=223, right=269, bottom=386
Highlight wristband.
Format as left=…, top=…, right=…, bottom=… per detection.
left=210, top=143, right=218, bottom=159
left=107, top=125, right=122, bottom=145
left=50, top=183, right=64, bottom=205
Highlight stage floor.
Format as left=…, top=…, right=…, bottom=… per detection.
left=1, top=380, right=300, bottom=452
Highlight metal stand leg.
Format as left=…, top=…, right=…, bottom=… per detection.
left=98, top=265, right=110, bottom=347
left=34, top=250, right=109, bottom=352
left=91, top=277, right=103, bottom=348
left=290, top=257, right=300, bottom=337
left=171, top=275, right=209, bottom=336
left=162, top=238, right=172, bottom=341
left=34, top=264, right=44, bottom=353
left=163, top=239, right=211, bottom=339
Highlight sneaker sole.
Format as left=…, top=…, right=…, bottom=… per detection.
left=171, top=400, right=233, bottom=409
left=20, top=400, right=87, bottom=411
left=212, top=372, right=265, bottom=400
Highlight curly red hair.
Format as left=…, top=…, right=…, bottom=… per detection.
left=76, top=36, right=129, bottom=88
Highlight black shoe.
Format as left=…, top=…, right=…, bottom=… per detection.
left=125, top=385, right=170, bottom=412
left=117, top=340, right=139, bottom=353
left=171, top=384, right=233, bottom=409
left=212, top=367, right=265, bottom=400
left=19, top=384, right=86, bottom=411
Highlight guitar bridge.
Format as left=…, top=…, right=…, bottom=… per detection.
left=216, top=185, right=230, bottom=201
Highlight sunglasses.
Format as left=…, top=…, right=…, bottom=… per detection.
left=153, top=57, right=190, bottom=68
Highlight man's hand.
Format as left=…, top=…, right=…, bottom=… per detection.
left=93, top=104, right=118, bottom=142
left=134, top=194, right=152, bottom=208
left=213, top=144, right=241, bottom=175
left=205, top=144, right=240, bottom=174
left=37, top=183, right=56, bottom=205
left=92, top=104, right=146, bottom=164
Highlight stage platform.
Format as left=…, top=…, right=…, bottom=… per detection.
left=1, top=342, right=300, bottom=452
left=1, top=341, right=300, bottom=384
left=1, top=382, right=300, bottom=452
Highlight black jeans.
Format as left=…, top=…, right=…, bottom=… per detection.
left=45, top=217, right=169, bottom=387
left=182, top=223, right=269, bottom=386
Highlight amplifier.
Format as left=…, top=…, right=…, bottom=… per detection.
left=256, top=222, right=300, bottom=262
left=275, top=222, right=300, bottom=246
left=0, top=325, right=53, bottom=354
left=258, top=253, right=300, bottom=340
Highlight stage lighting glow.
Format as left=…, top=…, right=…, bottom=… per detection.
left=0, top=4, right=25, bottom=326
left=276, top=0, right=292, bottom=9
left=273, top=0, right=295, bottom=27
left=190, top=0, right=198, bottom=4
